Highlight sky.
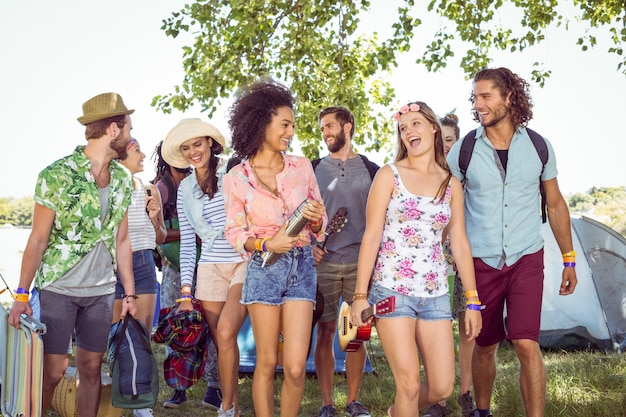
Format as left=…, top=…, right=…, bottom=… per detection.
left=1, top=1, right=624, bottom=199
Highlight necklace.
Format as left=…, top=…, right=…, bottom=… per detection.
left=250, top=156, right=284, bottom=197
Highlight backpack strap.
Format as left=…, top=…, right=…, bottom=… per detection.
left=526, top=128, right=549, bottom=223
left=458, top=129, right=478, bottom=181
left=459, top=128, right=549, bottom=223
left=311, top=155, right=379, bottom=181
left=358, top=154, right=380, bottom=180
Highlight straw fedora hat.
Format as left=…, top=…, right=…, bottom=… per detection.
left=77, top=93, right=135, bottom=125
left=162, top=118, right=225, bottom=168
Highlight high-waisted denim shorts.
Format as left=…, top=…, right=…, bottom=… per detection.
left=242, top=245, right=317, bottom=306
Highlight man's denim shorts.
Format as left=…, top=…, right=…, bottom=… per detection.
left=242, top=245, right=317, bottom=306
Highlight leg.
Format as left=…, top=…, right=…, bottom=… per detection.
left=280, top=300, right=314, bottom=417
left=134, top=293, right=157, bottom=333
left=458, top=311, right=475, bottom=393
left=345, top=344, right=367, bottom=404
left=75, top=347, right=105, bottom=417
left=471, top=343, right=498, bottom=410
left=375, top=317, right=422, bottom=417
left=511, top=339, right=546, bottom=417
left=416, top=319, right=455, bottom=408
left=314, top=260, right=343, bottom=410
left=42, top=353, right=70, bottom=412
left=216, top=283, right=247, bottom=413
left=314, top=319, right=337, bottom=406
left=248, top=303, right=281, bottom=417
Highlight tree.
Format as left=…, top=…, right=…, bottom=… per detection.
left=155, top=0, right=625, bottom=157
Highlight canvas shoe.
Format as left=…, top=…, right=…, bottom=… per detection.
left=458, top=392, right=475, bottom=417
left=163, top=389, right=187, bottom=408
left=346, top=401, right=371, bottom=417
left=421, top=403, right=450, bottom=417
left=202, top=386, right=222, bottom=410
left=218, top=403, right=236, bottom=417
left=318, top=404, right=337, bottom=417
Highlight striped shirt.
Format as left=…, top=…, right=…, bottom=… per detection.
left=177, top=188, right=241, bottom=288
left=127, top=179, right=156, bottom=252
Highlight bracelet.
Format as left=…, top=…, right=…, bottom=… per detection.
left=352, top=293, right=368, bottom=301
left=310, top=219, right=322, bottom=228
left=563, top=262, right=576, bottom=268
left=261, top=238, right=269, bottom=252
left=465, top=290, right=478, bottom=299
left=254, top=238, right=263, bottom=252
left=13, top=293, right=29, bottom=303
left=466, top=303, right=485, bottom=311
left=562, top=251, right=577, bottom=258
left=466, top=300, right=482, bottom=305
left=15, top=287, right=29, bottom=295
left=176, top=295, right=193, bottom=303
left=181, top=285, right=192, bottom=295
left=122, top=294, right=139, bottom=303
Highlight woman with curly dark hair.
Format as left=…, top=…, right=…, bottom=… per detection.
left=222, top=78, right=327, bottom=417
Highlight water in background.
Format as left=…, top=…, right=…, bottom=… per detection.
left=0, top=226, right=30, bottom=299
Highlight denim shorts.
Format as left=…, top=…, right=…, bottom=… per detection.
left=242, top=246, right=317, bottom=305
left=115, top=249, right=158, bottom=297
left=369, top=283, right=452, bottom=321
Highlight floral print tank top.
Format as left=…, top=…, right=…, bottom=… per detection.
left=373, top=164, right=452, bottom=298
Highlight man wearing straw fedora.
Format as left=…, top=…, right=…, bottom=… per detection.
left=8, top=92, right=138, bottom=417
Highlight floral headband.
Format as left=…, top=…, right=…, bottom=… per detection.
left=393, top=102, right=421, bottom=121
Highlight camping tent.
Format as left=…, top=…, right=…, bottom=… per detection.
left=539, top=215, right=626, bottom=351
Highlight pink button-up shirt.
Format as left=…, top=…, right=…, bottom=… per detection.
left=222, top=154, right=327, bottom=258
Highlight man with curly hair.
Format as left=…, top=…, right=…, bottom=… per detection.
left=447, top=67, right=578, bottom=417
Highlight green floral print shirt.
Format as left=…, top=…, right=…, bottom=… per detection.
left=34, top=146, right=133, bottom=289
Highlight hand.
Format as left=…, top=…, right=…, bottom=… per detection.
left=266, top=222, right=301, bottom=254
left=8, top=301, right=32, bottom=330
left=303, top=199, right=325, bottom=224
left=350, top=299, right=371, bottom=327
left=120, top=297, right=137, bottom=320
left=176, top=298, right=194, bottom=312
left=312, top=245, right=326, bottom=264
left=145, top=195, right=161, bottom=221
left=559, top=267, right=577, bottom=295
left=464, top=309, right=482, bottom=341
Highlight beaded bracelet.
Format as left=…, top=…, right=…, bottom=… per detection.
left=466, top=303, right=485, bottom=311
left=352, top=293, right=368, bottom=301
left=122, top=294, right=139, bottom=303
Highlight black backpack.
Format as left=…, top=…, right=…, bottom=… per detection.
left=311, top=154, right=379, bottom=180
left=459, top=128, right=549, bottom=223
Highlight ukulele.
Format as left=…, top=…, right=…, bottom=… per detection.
left=318, top=207, right=348, bottom=250
left=337, top=296, right=396, bottom=352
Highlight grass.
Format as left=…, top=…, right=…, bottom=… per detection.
left=45, top=325, right=626, bottom=417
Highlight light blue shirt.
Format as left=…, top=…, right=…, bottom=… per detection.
left=447, top=126, right=558, bottom=269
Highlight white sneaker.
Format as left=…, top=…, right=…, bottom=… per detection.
left=217, top=403, right=235, bottom=417
left=133, top=409, right=154, bottom=417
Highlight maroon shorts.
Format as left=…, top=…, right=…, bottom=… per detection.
left=474, top=249, right=544, bottom=347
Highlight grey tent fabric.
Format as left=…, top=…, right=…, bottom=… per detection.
left=539, top=216, right=626, bottom=351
